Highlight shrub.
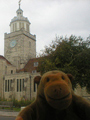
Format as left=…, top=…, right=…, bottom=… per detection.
left=13, top=99, right=34, bottom=108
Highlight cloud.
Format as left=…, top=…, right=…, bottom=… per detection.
left=0, top=0, right=90, bottom=55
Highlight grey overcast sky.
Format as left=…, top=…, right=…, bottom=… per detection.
left=0, top=0, right=90, bottom=56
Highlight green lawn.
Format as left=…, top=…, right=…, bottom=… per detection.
left=13, top=107, right=21, bottom=111
left=0, top=107, right=20, bottom=112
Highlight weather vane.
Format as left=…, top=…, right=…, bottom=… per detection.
left=19, top=0, right=21, bottom=8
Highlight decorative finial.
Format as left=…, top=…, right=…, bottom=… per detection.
left=19, top=0, right=21, bottom=9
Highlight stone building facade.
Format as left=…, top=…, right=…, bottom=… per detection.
left=0, top=4, right=39, bottom=101
left=4, top=72, right=38, bottom=101
left=4, top=57, right=40, bottom=101
left=0, top=55, right=39, bottom=101
left=74, top=85, right=90, bottom=101
left=0, top=56, right=16, bottom=99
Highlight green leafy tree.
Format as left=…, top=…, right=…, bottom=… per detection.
left=38, top=35, right=90, bottom=91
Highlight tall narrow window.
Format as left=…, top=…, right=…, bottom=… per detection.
left=13, top=24, right=14, bottom=32
left=34, top=82, right=36, bottom=92
left=5, top=80, right=7, bottom=92
left=11, top=70, right=13, bottom=74
left=10, top=80, right=12, bottom=91
left=15, top=23, right=17, bottom=31
left=20, top=79, right=22, bottom=92
left=17, top=79, right=19, bottom=92
left=23, top=79, right=24, bottom=90
left=26, top=24, right=29, bottom=32
left=8, top=80, right=9, bottom=92
left=19, top=22, right=21, bottom=29
left=5, top=66, right=7, bottom=74
left=22, top=23, right=24, bottom=28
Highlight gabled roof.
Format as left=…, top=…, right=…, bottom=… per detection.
left=18, top=57, right=39, bottom=73
left=0, top=55, right=12, bottom=65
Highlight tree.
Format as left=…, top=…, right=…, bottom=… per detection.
left=38, top=35, right=90, bottom=91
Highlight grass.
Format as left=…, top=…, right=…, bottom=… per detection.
left=0, top=107, right=21, bottom=112
left=13, top=107, right=21, bottom=111
left=0, top=97, right=35, bottom=112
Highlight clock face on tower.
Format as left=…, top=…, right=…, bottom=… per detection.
left=10, top=40, right=17, bottom=48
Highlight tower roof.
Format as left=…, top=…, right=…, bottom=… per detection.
left=10, top=1, right=30, bottom=33
left=10, top=9, right=30, bottom=24
left=16, top=8, right=23, bottom=15
left=10, top=1, right=30, bottom=24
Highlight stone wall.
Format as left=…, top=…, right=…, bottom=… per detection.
left=74, top=84, right=90, bottom=100
left=0, top=58, right=16, bottom=99
left=4, top=72, right=40, bottom=101
left=4, top=29, right=36, bottom=69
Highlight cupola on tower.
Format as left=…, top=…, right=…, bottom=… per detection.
left=4, top=1, right=36, bottom=69
left=10, top=4, right=30, bottom=33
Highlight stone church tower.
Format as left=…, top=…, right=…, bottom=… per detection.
left=4, top=4, right=36, bottom=69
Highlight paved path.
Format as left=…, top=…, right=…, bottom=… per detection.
left=0, top=116, right=15, bottom=120
left=0, top=111, right=19, bottom=117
